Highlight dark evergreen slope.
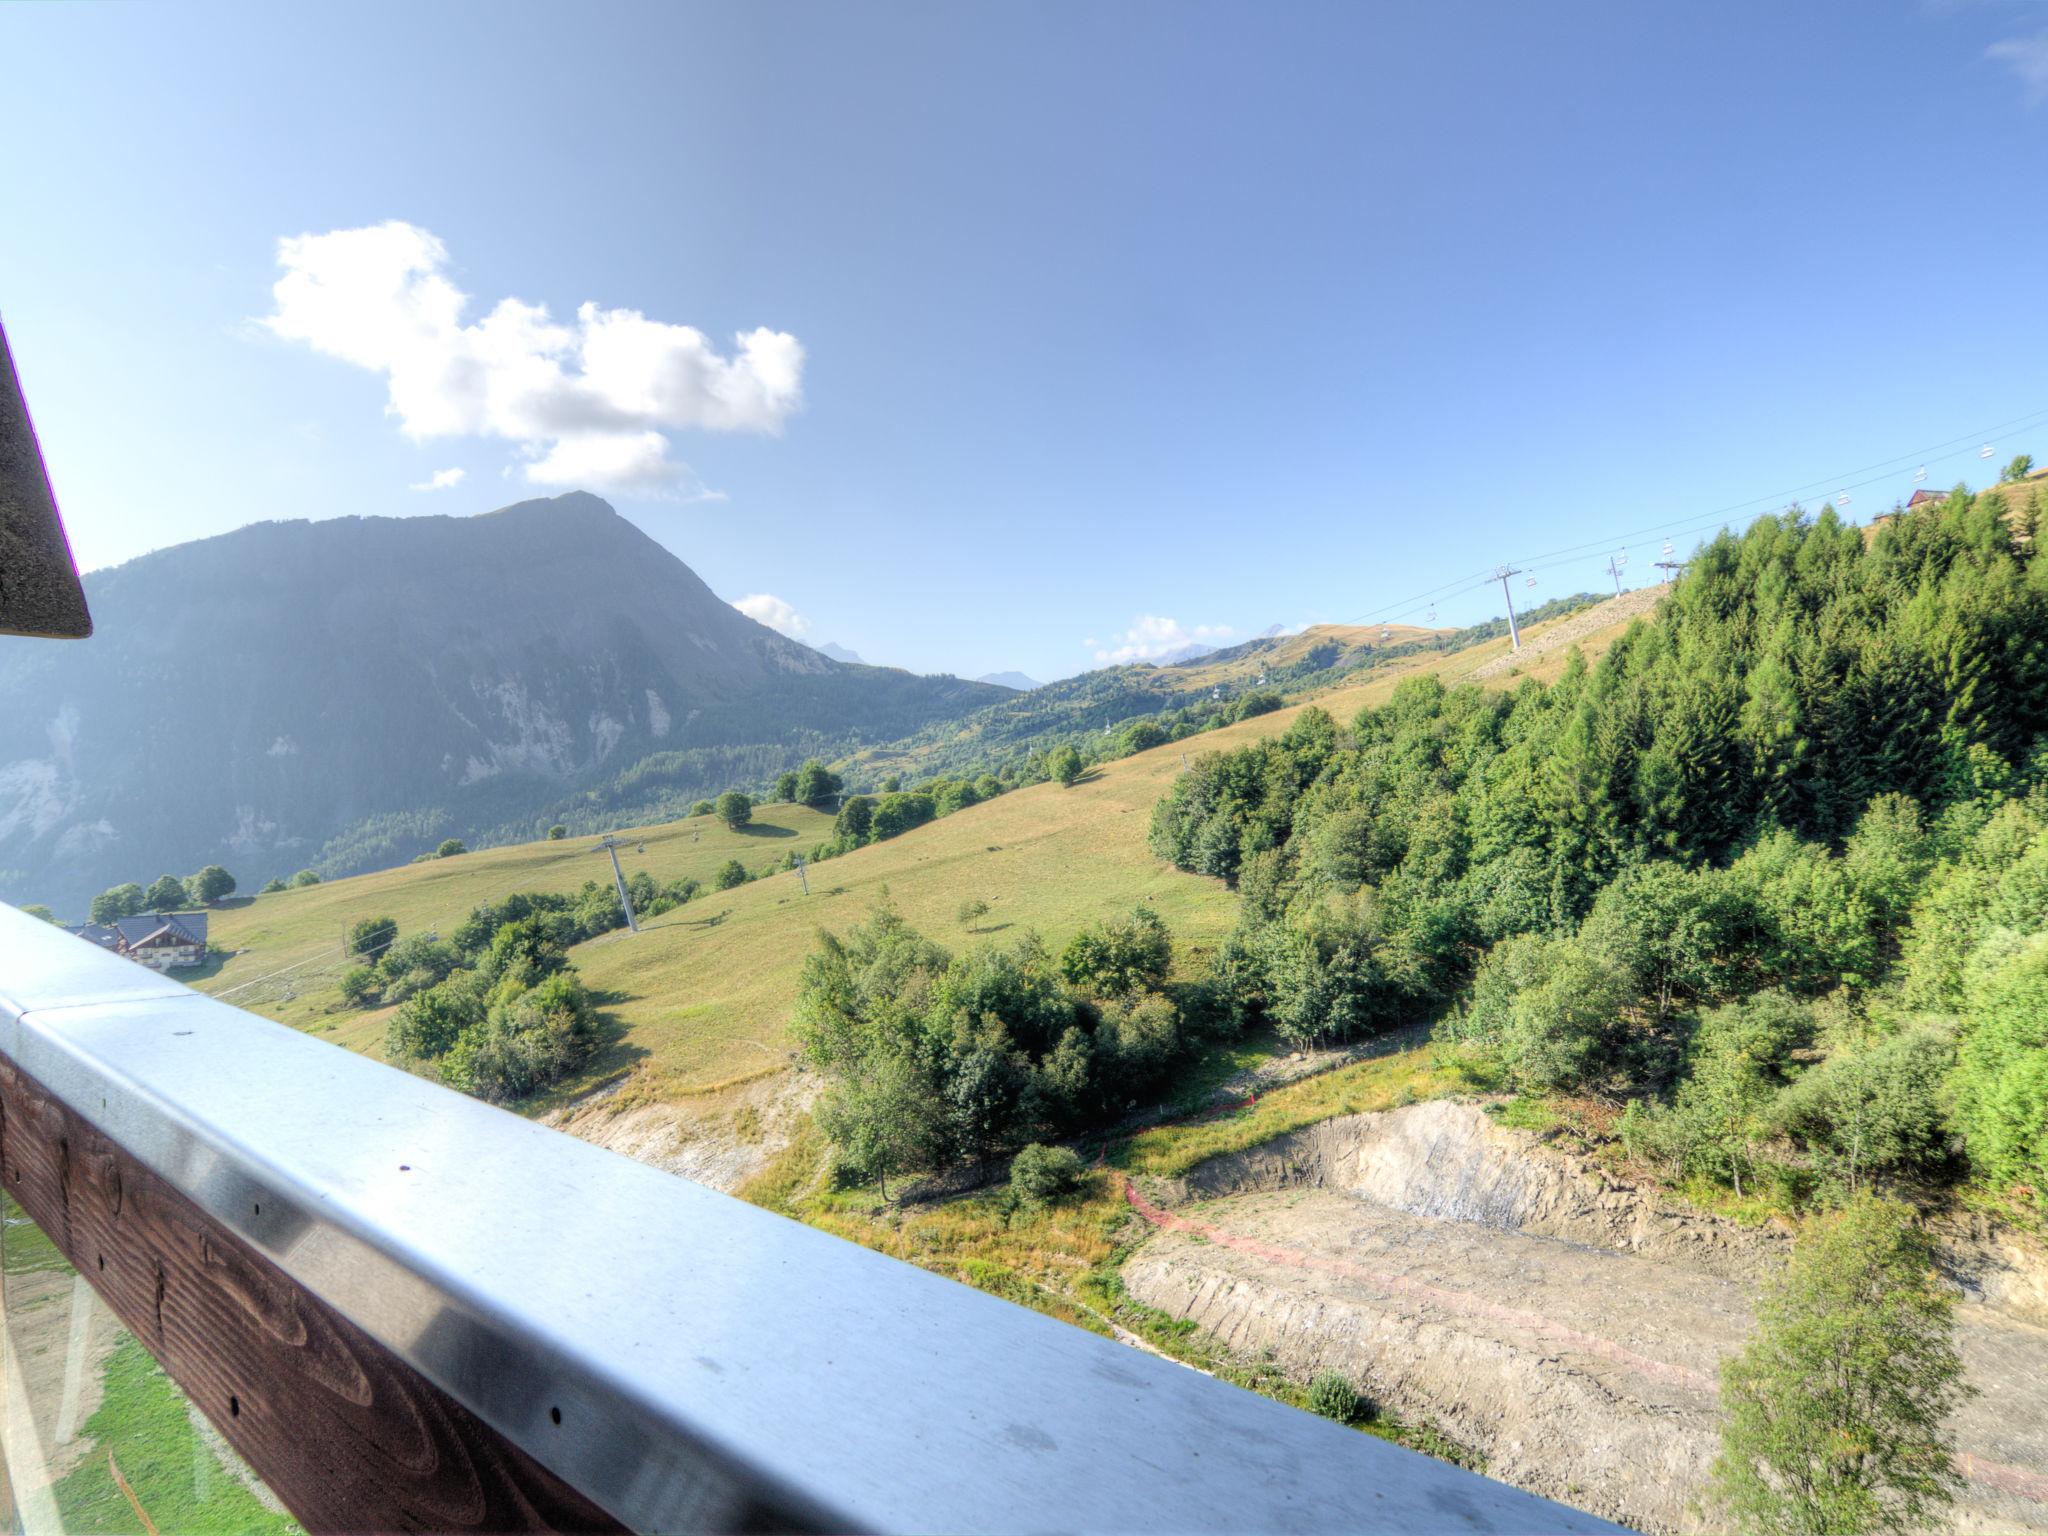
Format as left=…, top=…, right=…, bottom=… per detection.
left=0, top=492, right=1002, bottom=912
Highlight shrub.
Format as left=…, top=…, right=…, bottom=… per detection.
left=715, top=858, right=748, bottom=890
left=1009, top=1143, right=1085, bottom=1207
left=89, top=883, right=145, bottom=924
left=259, top=877, right=287, bottom=894
left=290, top=869, right=321, bottom=887
left=715, top=790, right=753, bottom=830
left=144, top=874, right=188, bottom=912
left=1950, top=932, right=2048, bottom=1206
left=339, top=966, right=378, bottom=1007
left=1713, top=1197, right=1967, bottom=1535
left=188, top=865, right=236, bottom=905
left=957, top=898, right=991, bottom=931
left=547, top=824, right=567, bottom=840
left=436, top=838, right=468, bottom=858
left=834, top=794, right=875, bottom=845
left=1060, top=907, right=1172, bottom=998
left=690, top=799, right=715, bottom=817
left=1048, top=745, right=1084, bottom=787
left=1306, top=1371, right=1365, bottom=1425
left=346, top=915, right=398, bottom=961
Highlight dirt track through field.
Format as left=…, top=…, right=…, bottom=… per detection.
left=1119, top=1103, right=2048, bottom=1533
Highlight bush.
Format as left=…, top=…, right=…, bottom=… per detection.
left=290, top=869, right=321, bottom=887
left=1713, top=1197, right=1967, bottom=1535
left=260, top=877, right=287, bottom=894
left=1048, top=745, right=1084, bottom=787
left=88, top=883, right=145, bottom=924
left=144, top=874, right=188, bottom=912
left=1009, top=1143, right=1085, bottom=1207
left=436, top=838, right=468, bottom=858
left=715, top=858, right=748, bottom=890
left=690, top=799, right=715, bottom=817
left=1306, top=1371, right=1366, bottom=1425
left=347, top=915, right=398, bottom=961
left=187, top=865, right=237, bottom=905
left=547, top=824, right=567, bottom=840
left=2004, top=453, right=2034, bottom=484
left=440, top=971, right=598, bottom=1103
left=1060, top=908, right=1172, bottom=998
left=1950, top=932, right=2048, bottom=1206
left=339, top=966, right=378, bottom=1007
left=957, top=898, right=991, bottom=930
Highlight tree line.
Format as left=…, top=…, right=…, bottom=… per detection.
left=1142, top=487, right=2048, bottom=1214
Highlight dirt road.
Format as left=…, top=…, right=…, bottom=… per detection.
left=1121, top=1101, right=2048, bottom=1534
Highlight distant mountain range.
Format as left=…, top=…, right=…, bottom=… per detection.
left=813, top=641, right=865, bottom=664
left=0, top=493, right=1004, bottom=914
left=975, top=671, right=1041, bottom=691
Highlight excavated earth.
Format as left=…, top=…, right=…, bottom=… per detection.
left=1121, top=1099, right=2048, bottom=1534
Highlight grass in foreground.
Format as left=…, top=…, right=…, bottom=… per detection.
left=51, top=1336, right=299, bottom=1536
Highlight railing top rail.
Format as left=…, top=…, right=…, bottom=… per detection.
left=0, top=904, right=1624, bottom=1534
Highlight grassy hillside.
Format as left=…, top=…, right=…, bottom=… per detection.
left=195, top=591, right=1658, bottom=1103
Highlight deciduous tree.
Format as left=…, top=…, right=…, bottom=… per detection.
left=1713, top=1197, right=1968, bottom=1536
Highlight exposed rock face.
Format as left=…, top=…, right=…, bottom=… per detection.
left=1170, top=1097, right=1787, bottom=1282
left=1124, top=1101, right=2048, bottom=1535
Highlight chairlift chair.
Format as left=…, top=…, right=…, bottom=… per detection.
left=1914, top=466, right=1927, bottom=483
left=1981, top=445, right=1995, bottom=460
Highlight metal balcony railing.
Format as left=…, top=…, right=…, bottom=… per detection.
left=0, top=902, right=1624, bottom=1533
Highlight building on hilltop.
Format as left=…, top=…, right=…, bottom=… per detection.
left=63, top=911, right=209, bottom=970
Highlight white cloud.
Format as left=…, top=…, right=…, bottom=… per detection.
left=1988, top=28, right=2048, bottom=102
left=263, top=221, right=803, bottom=496
left=1093, top=615, right=1235, bottom=665
left=732, top=593, right=810, bottom=638
left=409, top=466, right=467, bottom=492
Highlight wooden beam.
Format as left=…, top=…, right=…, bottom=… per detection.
left=0, top=1056, right=628, bottom=1535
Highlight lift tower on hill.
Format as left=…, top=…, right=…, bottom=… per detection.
left=1493, top=565, right=1524, bottom=651
left=592, top=834, right=640, bottom=933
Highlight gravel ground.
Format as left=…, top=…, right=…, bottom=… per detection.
left=1122, top=1102, right=2048, bottom=1534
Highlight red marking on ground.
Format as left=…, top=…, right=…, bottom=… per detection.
left=1121, top=1176, right=2048, bottom=1505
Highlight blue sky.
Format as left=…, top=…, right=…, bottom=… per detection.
left=4, top=2, right=2046, bottom=682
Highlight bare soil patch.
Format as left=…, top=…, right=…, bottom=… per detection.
left=1123, top=1100, right=2048, bottom=1534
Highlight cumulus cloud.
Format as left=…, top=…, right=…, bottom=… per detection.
left=409, top=466, right=467, bottom=492
left=263, top=221, right=803, bottom=496
left=732, top=593, right=810, bottom=638
left=1989, top=29, right=2048, bottom=102
left=1093, top=615, right=1235, bottom=665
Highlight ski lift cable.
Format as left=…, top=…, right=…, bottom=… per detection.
left=1489, top=411, right=2048, bottom=579
left=1347, top=403, right=2048, bottom=632
left=1507, top=432, right=2019, bottom=589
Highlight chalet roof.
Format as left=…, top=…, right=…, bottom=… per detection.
left=112, top=911, right=208, bottom=947
left=1906, top=488, right=1946, bottom=508
left=65, top=923, right=123, bottom=949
